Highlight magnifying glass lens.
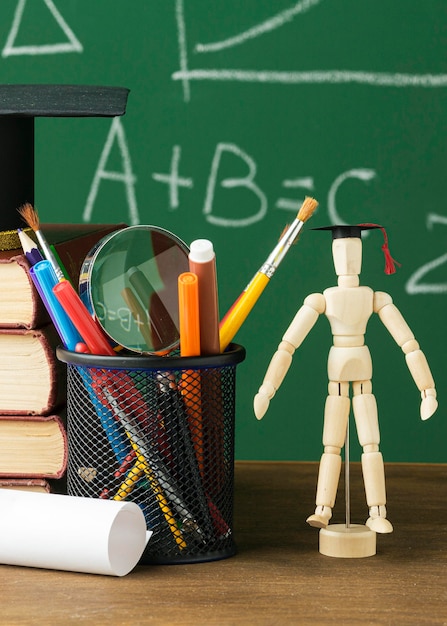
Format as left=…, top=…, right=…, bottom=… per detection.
left=80, top=226, right=189, bottom=354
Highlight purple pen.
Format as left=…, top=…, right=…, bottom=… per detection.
left=17, top=228, right=44, bottom=266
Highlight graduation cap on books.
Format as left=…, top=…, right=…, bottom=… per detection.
left=313, top=223, right=401, bottom=274
left=0, top=84, right=129, bottom=251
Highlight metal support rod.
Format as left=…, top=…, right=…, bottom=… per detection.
left=345, top=416, right=350, bottom=528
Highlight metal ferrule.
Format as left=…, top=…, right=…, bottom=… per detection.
left=261, top=219, right=304, bottom=276
left=259, top=262, right=276, bottom=278
left=36, top=230, right=65, bottom=282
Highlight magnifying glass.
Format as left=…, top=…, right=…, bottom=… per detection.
left=79, top=225, right=189, bottom=355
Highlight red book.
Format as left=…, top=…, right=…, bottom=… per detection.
left=0, top=325, right=66, bottom=416
left=0, top=414, right=67, bottom=479
left=0, top=222, right=125, bottom=329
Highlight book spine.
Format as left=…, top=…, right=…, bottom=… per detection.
left=0, top=478, right=51, bottom=492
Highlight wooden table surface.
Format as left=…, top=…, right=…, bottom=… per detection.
left=1, top=462, right=446, bottom=625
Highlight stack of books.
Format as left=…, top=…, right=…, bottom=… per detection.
left=0, top=223, right=123, bottom=493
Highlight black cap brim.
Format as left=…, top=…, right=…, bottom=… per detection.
left=0, top=84, right=129, bottom=246
left=313, top=224, right=381, bottom=240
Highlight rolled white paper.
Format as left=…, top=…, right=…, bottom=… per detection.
left=0, top=489, right=152, bottom=576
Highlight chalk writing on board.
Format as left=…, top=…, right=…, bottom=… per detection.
left=174, top=0, right=447, bottom=102
left=2, top=0, right=83, bottom=57
left=195, top=0, right=323, bottom=54
left=204, top=143, right=267, bottom=227
left=406, top=213, right=447, bottom=295
left=148, top=142, right=378, bottom=229
left=277, top=177, right=314, bottom=211
left=327, top=169, right=376, bottom=225
left=83, top=118, right=139, bottom=226
left=152, top=146, right=194, bottom=210
left=83, top=125, right=378, bottom=232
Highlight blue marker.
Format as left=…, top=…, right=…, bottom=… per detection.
left=29, top=260, right=82, bottom=351
left=77, top=367, right=131, bottom=465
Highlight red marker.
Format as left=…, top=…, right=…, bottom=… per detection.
left=53, top=280, right=115, bottom=356
left=188, top=239, right=220, bottom=355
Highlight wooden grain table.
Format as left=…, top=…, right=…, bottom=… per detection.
left=1, top=462, right=446, bottom=625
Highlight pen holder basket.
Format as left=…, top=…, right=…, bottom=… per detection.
left=57, top=344, right=245, bottom=565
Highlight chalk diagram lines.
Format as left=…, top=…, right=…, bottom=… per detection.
left=2, top=0, right=83, bottom=57
left=173, top=0, right=447, bottom=101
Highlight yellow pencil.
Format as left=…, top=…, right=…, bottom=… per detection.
left=219, top=196, right=318, bottom=351
left=113, top=460, right=145, bottom=501
left=127, top=438, right=187, bottom=550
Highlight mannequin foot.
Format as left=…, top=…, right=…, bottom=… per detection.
left=306, top=505, right=332, bottom=529
left=366, top=505, right=393, bottom=534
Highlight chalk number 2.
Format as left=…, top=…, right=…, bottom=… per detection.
left=406, top=213, right=447, bottom=295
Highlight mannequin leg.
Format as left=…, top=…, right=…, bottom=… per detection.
left=307, top=382, right=349, bottom=528
left=352, top=381, right=393, bottom=533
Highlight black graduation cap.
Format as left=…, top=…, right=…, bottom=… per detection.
left=0, top=84, right=129, bottom=250
left=313, top=224, right=384, bottom=239
left=313, top=223, right=401, bottom=274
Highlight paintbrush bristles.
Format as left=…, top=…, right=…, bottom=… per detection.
left=297, top=196, right=318, bottom=223
left=18, top=202, right=40, bottom=232
left=18, top=202, right=65, bottom=282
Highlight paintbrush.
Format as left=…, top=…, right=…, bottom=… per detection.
left=219, top=196, right=318, bottom=352
left=18, top=203, right=65, bottom=282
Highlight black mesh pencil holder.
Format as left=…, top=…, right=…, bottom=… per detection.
left=57, top=344, right=245, bottom=564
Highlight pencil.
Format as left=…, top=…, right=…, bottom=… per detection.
left=113, top=459, right=145, bottom=500
left=17, top=228, right=43, bottom=265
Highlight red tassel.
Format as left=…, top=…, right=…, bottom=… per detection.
left=358, top=223, right=401, bottom=274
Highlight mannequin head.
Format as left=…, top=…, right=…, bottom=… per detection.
left=332, top=237, right=362, bottom=277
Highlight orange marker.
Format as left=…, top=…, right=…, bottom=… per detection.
left=178, top=272, right=204, bottom=474
left=178, top=272, right=200, bottom=357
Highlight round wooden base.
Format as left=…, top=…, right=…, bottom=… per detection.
left=319, top=524, right=376, bottom=558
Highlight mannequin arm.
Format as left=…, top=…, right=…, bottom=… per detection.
left=374, top=292, right=437, bottom=420
left=254, top=293, right=325, bottom=420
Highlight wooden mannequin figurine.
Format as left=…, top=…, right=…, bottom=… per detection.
left=254, top=224, right=437, bottom=541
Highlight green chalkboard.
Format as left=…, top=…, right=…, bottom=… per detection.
left=1, top=0, right=446, bottom=463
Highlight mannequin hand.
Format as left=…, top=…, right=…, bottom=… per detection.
left=254, top=392, right=269, bottom=420
left=254, top=382, right=275, bottom=420
left=420, top=389, right=437, bottom=421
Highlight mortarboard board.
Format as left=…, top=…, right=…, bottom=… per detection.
left=313, top=223, right=401, bottom=274
left=0, top=84, right=129, bottom=251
